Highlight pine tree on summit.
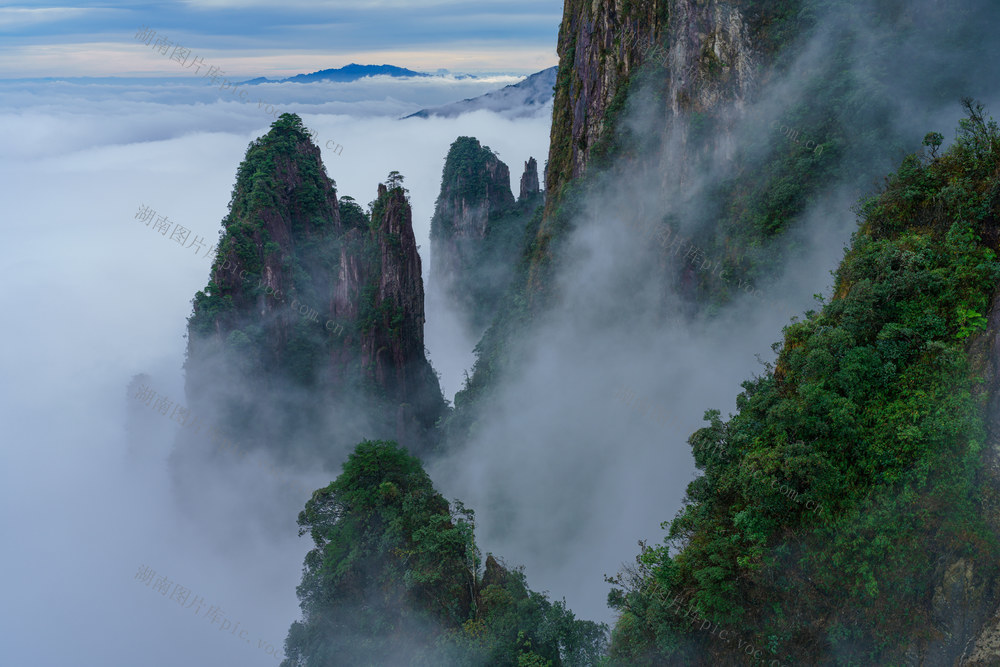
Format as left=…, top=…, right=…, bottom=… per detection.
left=386, top=170, right=406, bottom=192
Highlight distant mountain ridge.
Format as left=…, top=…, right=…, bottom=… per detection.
left=404, top=66, right=557, bottom=119
left=239, top=63, right=432, bottom=85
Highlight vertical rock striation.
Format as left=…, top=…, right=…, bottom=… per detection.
left=184, top=114, right=443, bottom=467
left=542, top=0, right=756, bottom=234
left=519, top=157, right=540, bottom=201
left=364, top=182, right=444, bottom=444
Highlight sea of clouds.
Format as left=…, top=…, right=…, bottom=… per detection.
left=0, top=72, right=551, bottom=666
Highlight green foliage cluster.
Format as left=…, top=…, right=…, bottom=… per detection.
left=282, top=441, right=607, bottom=667
left=228, top=114, right=333, bottom=232
left=385, top=170, right=409, bottom=198
left=338, top=195, right=369, bottom=230
left=736, top=0, right=808, bottom=64
left=608, top=103, right=1000, bottom=664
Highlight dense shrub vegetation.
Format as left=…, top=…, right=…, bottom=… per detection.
left=282, top=441, right=608, bottom=667
left=607, top=102, right=1000, bottom=665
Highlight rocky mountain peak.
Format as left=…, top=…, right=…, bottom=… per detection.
left=519, top=157, right=540, bottom=200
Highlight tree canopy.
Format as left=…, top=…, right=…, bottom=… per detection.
left=282, top=440, right=608, bottom=667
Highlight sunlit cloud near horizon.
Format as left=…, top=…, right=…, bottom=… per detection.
left=0, top=0, right=560, bottom=78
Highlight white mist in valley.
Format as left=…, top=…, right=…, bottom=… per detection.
left=0, top=73, right=550, bottom=666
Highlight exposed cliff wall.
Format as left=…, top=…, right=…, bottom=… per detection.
left=453, top=0, right=771, bottom=419
left=519, top=157, right=540, bottom=201
left=545, top=0, right=665, bottom=200
left=537, top=0, right=763, bottom=301
left=185, top=114, right=346, bottom=431
left=458, top=0, right=995, bottom=421
left=431, top=137, right=514, bottom=296
left=544, top=0, right=758, bottom=209
left=364, top=183, right=445, bottom=443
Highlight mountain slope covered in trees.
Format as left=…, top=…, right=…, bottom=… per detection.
left=609, top=102, right=1000, bottom=665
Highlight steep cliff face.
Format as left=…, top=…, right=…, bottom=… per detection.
left=539, top=0, right=761, bottom=295
left=430, top=136, right=543, bottom=331
left=184, top=114, right=443, bottom=464
left=364, top=183, right=445, bottom=443
left=546, top=0, right=664, bottom=197
left=545, top=0, right=756, bottom=200
left=454, top=0, right=771, bottom=418
left=519, top=157, right=540, bottom=200
left=460, top=0, right=992, bottom=417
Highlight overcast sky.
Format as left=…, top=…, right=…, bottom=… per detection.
left=0, top=0, right=562, bottom=78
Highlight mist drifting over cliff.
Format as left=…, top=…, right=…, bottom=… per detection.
left=429, top=0, right=1000, bottom=624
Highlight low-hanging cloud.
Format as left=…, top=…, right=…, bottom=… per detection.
left=0, top=75, right=550, bottom=665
